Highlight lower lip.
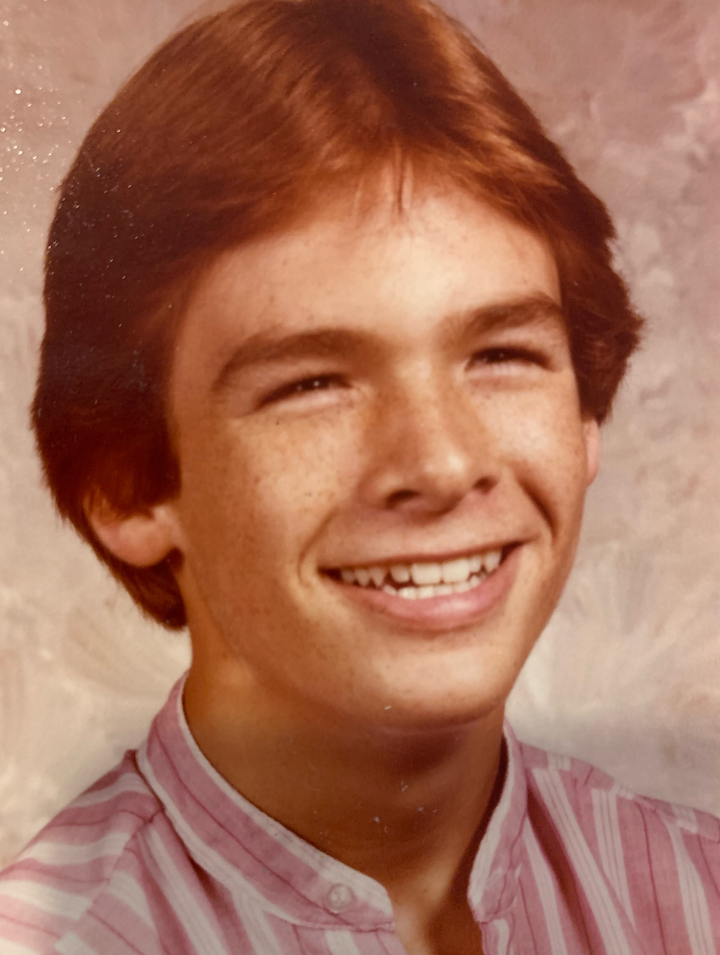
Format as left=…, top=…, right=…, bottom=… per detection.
left=331, top=546, right=521, bottom=633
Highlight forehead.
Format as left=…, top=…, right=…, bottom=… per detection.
left=170, top=183, right=561, bottom=390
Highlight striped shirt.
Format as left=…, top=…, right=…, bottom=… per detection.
left=1, top=677, right=719, bottom=955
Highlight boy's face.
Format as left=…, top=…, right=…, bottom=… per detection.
left=164, top=182, right=598, bottom=731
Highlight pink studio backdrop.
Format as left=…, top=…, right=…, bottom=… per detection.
left=1, top=0, right=720, bottom=865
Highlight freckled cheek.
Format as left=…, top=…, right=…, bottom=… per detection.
left=186, top=416, right=365, bottom=547
left=492, top=393, right=589, bottom=514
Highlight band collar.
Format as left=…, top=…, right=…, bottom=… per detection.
left=138, top=675, right=527, bottom=931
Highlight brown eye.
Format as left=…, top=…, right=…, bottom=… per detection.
left=263, top=374, right=346, bottom=406
left=291, top=376, right=335, bottom=393
left=471, top=347, right=547, bottom=367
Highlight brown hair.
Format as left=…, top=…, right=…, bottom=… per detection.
left=33, top=0, right=643, bottom=628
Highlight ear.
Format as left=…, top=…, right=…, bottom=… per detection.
left=85, top=496, right=184, bottom=568
left=583, top=417, right=600, bottom=486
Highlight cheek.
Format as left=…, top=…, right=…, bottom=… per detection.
left=178, top=412, right=364, bottom=564
left=246, top=412, right=365, bottom=512
left=492, top=386, right=590, bottom=514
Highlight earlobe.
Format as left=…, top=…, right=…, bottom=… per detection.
left=85, top=497, right=183, bottom=568
left=584, top=417, right=600, bottom=486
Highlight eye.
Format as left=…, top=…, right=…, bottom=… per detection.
left=261, top=373, right=346, bottom=406
left=470, top=346, right=547, bottom=368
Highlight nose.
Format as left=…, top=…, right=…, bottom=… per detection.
left=360, top=369, right=500, bottom=515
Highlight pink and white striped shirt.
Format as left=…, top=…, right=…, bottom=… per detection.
left=2, top=677, right=719, bottom=955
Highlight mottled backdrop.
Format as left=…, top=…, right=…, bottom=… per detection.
left=1, top=0, right=719, bottom=866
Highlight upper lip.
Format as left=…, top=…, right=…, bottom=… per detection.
left=320, top=540, right=519, bottom=570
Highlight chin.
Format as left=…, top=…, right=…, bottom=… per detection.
left=357, top=667, right=516, bottom=734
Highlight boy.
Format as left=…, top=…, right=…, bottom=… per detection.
left=2, top=0, right=718, bottom=952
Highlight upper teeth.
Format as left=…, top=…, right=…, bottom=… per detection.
left=338, top=549, right=502, bottom=589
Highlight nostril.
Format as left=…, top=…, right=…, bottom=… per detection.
left=474, top=475, right=497, bottom=494
left=387, top=489, right=419, bottom=508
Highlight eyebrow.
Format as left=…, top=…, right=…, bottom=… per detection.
left=211, top=293, right=564, bottom=394
left=452, top=293, right=565, bottom=341
left=212, top=328, right=371, bottom=394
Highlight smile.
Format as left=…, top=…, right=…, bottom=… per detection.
left=324, top=544, right=519, bottom=631
left=328, top=547, right=506, bottom=600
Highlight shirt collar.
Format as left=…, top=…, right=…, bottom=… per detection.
left=468, top=721, right=527, bottom=920
left=138, top=675, right=528, bottom=930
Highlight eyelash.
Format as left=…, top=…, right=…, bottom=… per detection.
left=260, top=347, right=546, bottom=407
left=262, top=374, right=346, bottom=406
left=470, top=346, right=546, bottom=368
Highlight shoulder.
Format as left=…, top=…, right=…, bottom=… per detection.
left=517, top=734, right=720, bottom=931
left=518, top=736, right=720, bottom=847
left=0, top=750, right=165, bottom=955
left=511, top=737, right=720, bottom=945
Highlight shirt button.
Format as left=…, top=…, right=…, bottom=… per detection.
left=325, top=883, right=355, bottom=913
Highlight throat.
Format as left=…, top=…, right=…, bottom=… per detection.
left=393, top=892, right=486, bottom=955
left=388, top=792, right=493, bottom=955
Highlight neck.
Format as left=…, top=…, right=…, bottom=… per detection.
left=183, top=661, right=506, bottom=918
